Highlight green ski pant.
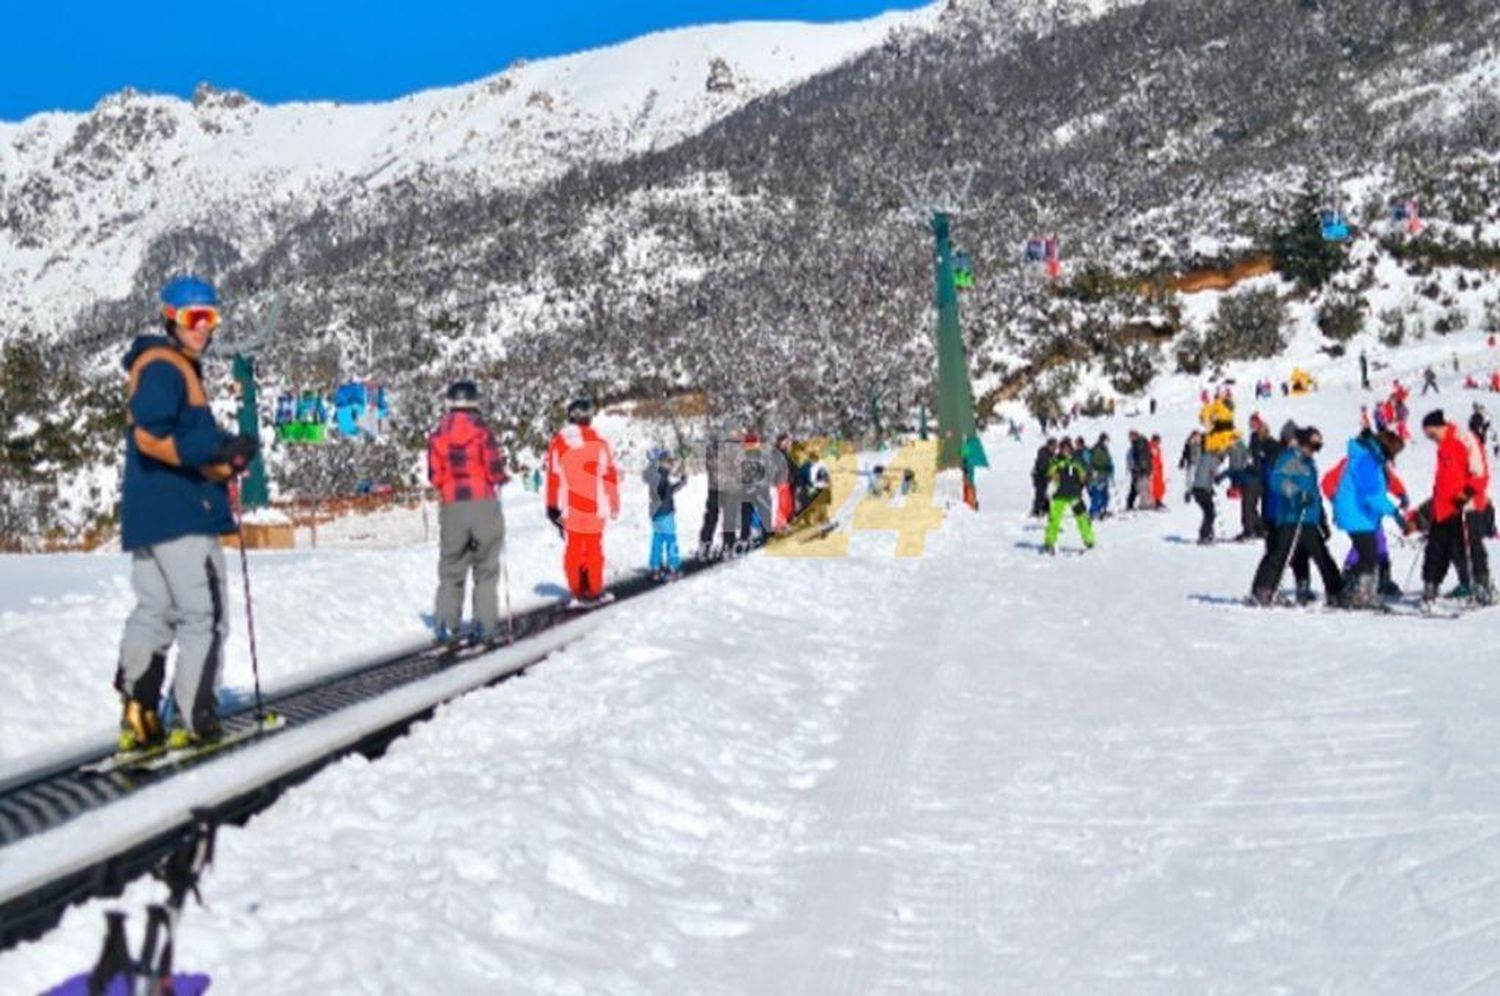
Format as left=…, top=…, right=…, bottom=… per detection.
left=1045, top=497, right=1095, bottom=548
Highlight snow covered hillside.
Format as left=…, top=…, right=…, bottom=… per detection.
left=0, top=6, right=937, bottom=338
left=3, top=363, right=1499, bottom=992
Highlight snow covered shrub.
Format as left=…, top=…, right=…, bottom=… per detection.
left=1434, top=305, right=1469, bottom=336
left=1024, top=365, right=1079, bottom=423
left=1484, top=295, right=1500, bottom=332
left=1174, top=331, right=1209, bottom=376
left=1317, top=293, right=1366, bottom=343
left=1107, top=344, right=1158, bottom=395
left=1378, top=308, right=1407, bottom=348
left=1205, top=288, right=1288, bottom=363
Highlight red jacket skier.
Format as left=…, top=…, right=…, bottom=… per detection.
left=545, top=399, right=620, bottom=601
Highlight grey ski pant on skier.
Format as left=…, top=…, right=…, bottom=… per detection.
left=435, top=498, right=505, bottom=640
left=117, top=534, right=229, bottom=734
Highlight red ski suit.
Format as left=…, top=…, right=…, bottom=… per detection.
left=1431, top=424, right=1490, bottom=524
left=545, top=423, right=620, bottom=599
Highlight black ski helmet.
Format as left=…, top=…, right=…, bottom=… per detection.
left=566, top=398, right=595, bottom=425
left=446, top=380, right=479, bottom=409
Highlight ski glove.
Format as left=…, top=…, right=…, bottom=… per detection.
left=546, top=506, right=564, bottom=537
left=212, top=434, right=259, bottom=473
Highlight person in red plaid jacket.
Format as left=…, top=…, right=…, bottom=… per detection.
left=428, top=381, right=510, bottom=646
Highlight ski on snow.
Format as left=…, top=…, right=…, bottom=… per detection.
left=84, top=713, right=289, bottom=777
left=1189, top=593, right=1471, bottom=620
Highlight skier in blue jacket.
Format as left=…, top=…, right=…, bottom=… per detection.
left=1250, top=427, right=1344, bottom=605
left=1331, top=429, right=1403, bottom=607
left=115, top=276, right=259, bottom=753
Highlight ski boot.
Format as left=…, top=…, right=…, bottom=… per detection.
left=118, top=698, right=164, bottom=753
left=1420, top=582, right=1441, bottom=612
left=1474, top=579, right=1495, bottom=607
left=1446, top=583, right=1473, bottom=601
left=1247, top=588, right=1277, bottom=607
left=1295, top=585, right=1318, bottom=607
left=166, top=720, right=223, bottom=751
left=1346, top=574, right=1380, bottom=611
left=1040, top=543, right=1057, bottom=556
left=1377, top=563, right=1402, bottom=599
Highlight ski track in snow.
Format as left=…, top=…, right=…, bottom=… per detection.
left=5, top=376, right=1500, bottom=992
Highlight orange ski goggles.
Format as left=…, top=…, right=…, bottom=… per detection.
left=167, top=306, right=221, bottom=330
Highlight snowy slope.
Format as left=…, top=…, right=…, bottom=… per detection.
left=0, top=6, right=938, bottom=337
left=3, top=365, right=1500, bottom=991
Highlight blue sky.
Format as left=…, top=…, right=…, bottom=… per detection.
left=0, top=1, right=929, bottom=122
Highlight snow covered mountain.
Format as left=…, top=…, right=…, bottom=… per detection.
left=6, top=0, right=1500, bottom=545
left=0, top=6, right=938, bottom=338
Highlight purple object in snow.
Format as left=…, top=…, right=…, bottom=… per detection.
left=45, top=972, right=211, bottom=995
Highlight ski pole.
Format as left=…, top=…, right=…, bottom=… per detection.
left=1460, top=509, right=1478, bottom=606
left=501, top=535, right=515, bottom=644
left=232, top=510, right=267, bottom=726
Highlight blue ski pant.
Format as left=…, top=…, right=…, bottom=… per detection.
left=1088, top=482, right=1110, bottom=518
left=650, top=514, right=681, bottom=572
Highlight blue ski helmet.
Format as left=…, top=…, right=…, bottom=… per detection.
left=159, top=275, right=219, bottom=311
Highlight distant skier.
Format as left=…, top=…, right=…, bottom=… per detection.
left=546, top=398, right=620, bottom=604
left=1226, top=429, right=1264, bottom=541
left=1125, top=430, right=1150, bottom=511
left=115, top=276, right=260, bottom=752
left=1422, top=367, right=1440, bottom=396
left=1414, top=410, right=1493, bottom=604
left=1329, top=429, right=1404, bottom=608
left=1042, top=439, right=1096, bottom=555
left=1190, top=435, right=1226, bottom=545
left=1250, top=427, right=1344, bottom=606
left=1030, top=438, right=1057, bottom=518
left=1087, top=433, right=1114, bottom=518
left=643, top=447, right=687, bottom=579
left=1149, top=435, right=1167, bottom=509
left=723, top=431, right=776, bottom=552
left=427, top=381, right=510, bottom=647
left=697, top=427, right=726, bottom=558
left=1359, top=350, right=1370, bottom=391
left=1178, top=430, right=1203, bottom=503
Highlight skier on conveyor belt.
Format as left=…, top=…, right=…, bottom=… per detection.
left=115, top=277, right=260, bottom=752
left=545, top=398, right=620, bottom=605
left=428, top=380, right=510, bottom=648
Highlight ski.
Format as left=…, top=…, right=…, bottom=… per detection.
left=83, top=742, right=176, bottom=776
left=139, top=713, right=289, bottom=773
left=563, top=592, right=616, bottom=612
left=1190, top=593, right=1465, bottom=620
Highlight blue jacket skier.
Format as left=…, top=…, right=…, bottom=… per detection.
left=1249, top=427, right=1344, bottom=606
left=116, top=276, right=258, bottom=752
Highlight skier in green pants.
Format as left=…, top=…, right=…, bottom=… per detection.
left=1043, top=439, right=1096, bottom=555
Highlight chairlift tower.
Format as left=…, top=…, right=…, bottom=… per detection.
left=898, top=167, right=987, bottom=474
left=218, top=293, right=281, bottom=510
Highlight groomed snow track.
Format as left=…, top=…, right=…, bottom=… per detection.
left=0, top=554, right=726, bottom=950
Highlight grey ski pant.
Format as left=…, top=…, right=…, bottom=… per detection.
left=435, top=498, right=505, bottom=638
left=117, top=534, right=229, bottom=733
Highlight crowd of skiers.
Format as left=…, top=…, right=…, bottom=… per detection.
left=1177, top=385, right=1495, bottom=609
left=1028, top=429, right=1168, bottom=553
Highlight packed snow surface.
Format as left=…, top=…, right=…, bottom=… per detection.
left=4, top=354, right=1500, bottom=992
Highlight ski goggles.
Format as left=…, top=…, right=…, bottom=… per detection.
left=169, top=306, right=221, bottom=330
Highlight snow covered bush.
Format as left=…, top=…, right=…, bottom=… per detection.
left=1317, top=293, right=1366, bottom=343
left=1205, top=288, right=1288, bottom=363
